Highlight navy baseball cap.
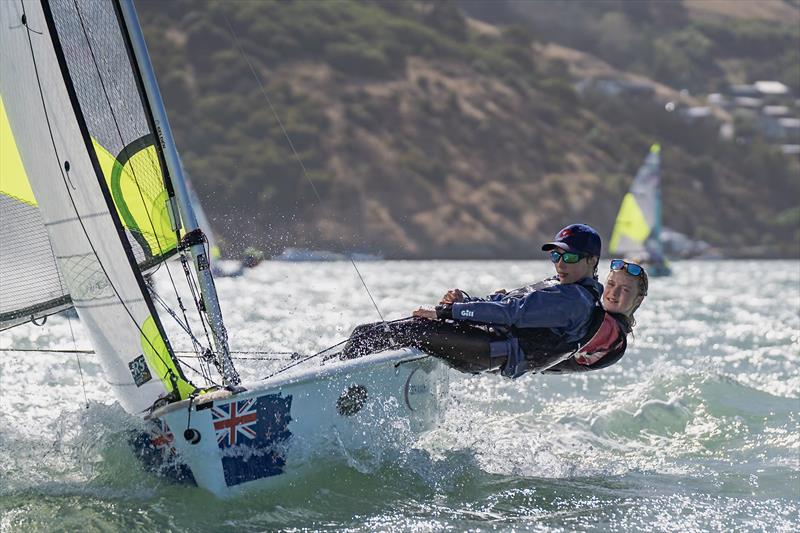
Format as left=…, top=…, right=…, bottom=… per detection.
left=541, top=223, right=602, bottom=257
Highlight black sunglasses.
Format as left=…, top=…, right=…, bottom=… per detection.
left=610, top=259, right=644, bottom=276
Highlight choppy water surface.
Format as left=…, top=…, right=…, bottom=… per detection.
left=1, top=260, right=798, bottom=532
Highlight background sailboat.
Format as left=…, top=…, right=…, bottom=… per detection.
left=1, top=0, right=446, bottom=497
left=608, top=144, right=672, bottom=277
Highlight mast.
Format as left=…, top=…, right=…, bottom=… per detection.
left=117, top=0, right=240, bottom=386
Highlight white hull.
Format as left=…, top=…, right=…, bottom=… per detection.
left=146, top=349, right=448, bottom=497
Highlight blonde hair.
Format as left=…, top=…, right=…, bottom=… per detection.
left=608, top=259, right=649, bottom=331
left=627, top=263, right=648, bottom=321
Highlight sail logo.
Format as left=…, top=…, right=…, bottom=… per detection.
left=212, top=394, right=293, bottom=487
left=129, top=354, right=152, bottom=386
left=59, top=254, right=114, bottom=302
left=155, top=122, right=166, bottom=149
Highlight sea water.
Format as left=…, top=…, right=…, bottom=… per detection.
left=1, top=260, right=798, bottom=532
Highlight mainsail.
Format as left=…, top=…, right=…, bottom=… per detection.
left=609, top=143, right=664, bottom=260
left=0, top=0, right=201, bottom=413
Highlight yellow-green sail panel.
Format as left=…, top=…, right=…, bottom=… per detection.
left=0, top=95, right=37, bottom=207
left=0, top=94, right=72, bottom=330
left=93, top=139, right=178, bottom=258
left=140, top=315, right=196, bottom=400
left=609, top=192, right=651, bottom=253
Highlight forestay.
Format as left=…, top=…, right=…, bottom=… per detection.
left=0, top=0, right=195, bottom=413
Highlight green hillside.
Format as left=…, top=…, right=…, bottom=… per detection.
left=136, top=0, right=800, bottom=258
left=460, top=0, right=800, bottom=94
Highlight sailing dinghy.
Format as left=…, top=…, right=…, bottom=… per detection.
left=608, top=144, right=672, bottom=276
left=0, top=0, right=447, bottom=497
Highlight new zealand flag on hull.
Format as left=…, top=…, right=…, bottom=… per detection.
left=129, top=418, right=196, bottom=485
left=212, top=393, right=293, bottom=487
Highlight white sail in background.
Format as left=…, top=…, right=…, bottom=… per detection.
left=0, top=0, right=195, bottom=413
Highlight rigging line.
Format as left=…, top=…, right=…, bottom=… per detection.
left=259, top=315, right=416, bottom=380
left=172, top=356, right=221, bottom=387
left=1, top=349, right=292, bottom=362
left=150, top=256, right=204, bottom=356
left=180, top=249, right=215, bottom=350
left=220, top=12, right=320, bottom=204
left=260, top=341, right=344, bottom=381
left=181, top=355, right=293, bottom=361
left=149, top=286, right=215, bottom=384
left=0, top=348, right=297, bottom=356
left=66, top=310, right=89, bottom=409
left=348, top=258, right=386, bottom=322
left=220, top=10, right=387, bottom=324
left=22, top=2, right=183, bottom=391
left=149, top=288, right=201, bottom=349
left=71, top=0, right=194, bottom=345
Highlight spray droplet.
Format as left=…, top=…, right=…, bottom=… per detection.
left=665, top=102, right=676, bottom=112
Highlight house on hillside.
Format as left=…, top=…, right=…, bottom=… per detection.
left=729, top=84, right=761, bottom=98
left=679, top=106, right=714, bottom=125
left=731, top=96, right=762, bottom=115
left=712, top=81, right=799, bottom=147
left=729, top=81, right=793, bottom=104
left=753, top=81, right=792, bottom=105
left=575, top=77, right=655, bottom=100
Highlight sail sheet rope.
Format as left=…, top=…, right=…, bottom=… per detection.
left=65, top=309, right=89, bottom=408
left=220, top=11, right=387, bottom=326
left=1, top=348, right=295, bottom=359
left=1, top=317, right=416, bottom=364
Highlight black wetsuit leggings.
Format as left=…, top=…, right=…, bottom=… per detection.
left=342, top=318, right=506, bottom=374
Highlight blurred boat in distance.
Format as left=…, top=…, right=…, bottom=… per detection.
left=609, top=144, right=672, bottom=277
left=273, top=247, right=383, bottom=262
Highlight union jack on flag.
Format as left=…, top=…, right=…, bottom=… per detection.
left=212, top=398, right=258, bottom=447
left=150, top=418, right=175, bottom=452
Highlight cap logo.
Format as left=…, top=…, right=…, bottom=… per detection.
left=558, top=228, right=573, bottom=239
